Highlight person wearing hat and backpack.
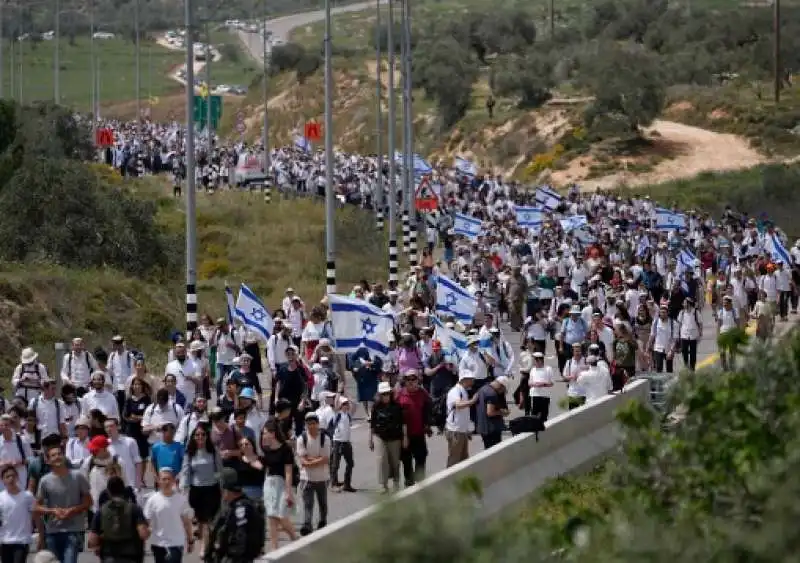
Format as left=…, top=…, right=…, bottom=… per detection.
left=12, top=348, right=48, bottom=403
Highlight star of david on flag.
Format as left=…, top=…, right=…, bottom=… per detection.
left=328, top=294, right=394, bottom=358
left=361, top=317, right=377, bottom=336
left=435, top=274, right=477, bottom=323
left=235, top=283, right=274, bottom=340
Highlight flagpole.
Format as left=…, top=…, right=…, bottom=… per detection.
left=324, top=0, right=336, bottom=295
left=387, top=0, right=398, bottom=287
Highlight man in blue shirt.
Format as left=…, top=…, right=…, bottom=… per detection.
left=150, top=422, right=185, bottom=489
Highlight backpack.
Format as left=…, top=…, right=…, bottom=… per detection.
left=100, top=498, right=138, bottom=544
left=88, top=455, right=119, bottom=473
left=431, top=394, right=449, bottom=431
left=238, top=497, right=266, bottom=560
left=32, top=396, right=61, bottom=431
left=67, top=353, right=92, bottom=377
left=301, top=430, right=326, bottom=449
left=326, top=412, right=350, bottom=438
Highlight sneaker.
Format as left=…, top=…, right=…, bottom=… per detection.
left=300, top=526, right=312, bottom=537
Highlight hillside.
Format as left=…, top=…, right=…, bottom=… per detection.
left=222, top=0, right=800, bottom=184
left=0, top=148, right=388, bottom=380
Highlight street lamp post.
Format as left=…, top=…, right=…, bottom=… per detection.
left=185, top=0, right=198, bottom=335
left=387, top=0, right=398, bottom=285
left=402, top=0, right=416, bottom=268
left=261, top=8, right=270, bottom=183
left=374, top=0, right=384, bottom=232
left=135, top=0, right=141, bottom=130
left=324, top=0, right=336, bottom=295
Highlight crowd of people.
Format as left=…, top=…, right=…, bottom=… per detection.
left=0, top=117, right=795, bottom=563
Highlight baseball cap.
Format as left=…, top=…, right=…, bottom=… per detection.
left=88, top=435, right=110, bottom=454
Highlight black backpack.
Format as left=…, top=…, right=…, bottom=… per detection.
left=100, top=498, right=138, bottom=546
left=238, top=497, right=265, bottom=560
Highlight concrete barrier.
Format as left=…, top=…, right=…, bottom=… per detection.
left=264, top=379, right=651, bottom=563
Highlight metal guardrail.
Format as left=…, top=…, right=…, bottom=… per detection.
left=634, top=372, right=679, bottom=412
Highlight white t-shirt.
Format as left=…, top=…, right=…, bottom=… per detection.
left=108, top=435, right=142, bottom=488
left=143, top=491, right=191, bottom=548
left=528, top=366, right=555, bottom=398
left=577, top=367, right=612, bottom=403
left=0, top=435, right=31, bottom=492
left=165, top=358, right=199, bottom=406
left=0, top=490, right=34, bottom=544
left=445, top=384, right=471, bottom=433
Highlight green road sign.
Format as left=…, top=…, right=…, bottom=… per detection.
left=193, top=95, right=223, bottom=128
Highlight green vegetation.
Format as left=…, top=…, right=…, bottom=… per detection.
left=1, top=37, right=183, bottom=110
left=339, top=330, right=800, bottom=562
left=205, top=30, right=260, bottom=89
left=0, top=100, right=387, bottom=381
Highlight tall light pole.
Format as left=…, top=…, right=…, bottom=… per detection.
left=374, top=0, right=384, bottom=232
left=324, top=0, right=336, bottom=295
left=185, top=0, right=198, bottom=335
left=774, top=0, right=781, bottom=103
left=399, top=0, right=409, bottom=258
left=54, top=0, right=60, bottom=103
left=89, top=0, right=95, bottom=121
left=205, top=20, right=212, bottom=145
left=1, top=1, right=4, bottom=99
left=402, top=0, right=416, bottom=268
left=261, top=5, right=270, bottom=184
left=387, top=0, right=398, bottom=286
left=135, top=0, right=141, bottom=129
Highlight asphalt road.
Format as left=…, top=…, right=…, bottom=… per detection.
left=236, top=1, right=386, bottom=64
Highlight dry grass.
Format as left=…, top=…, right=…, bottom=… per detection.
left=0, top=177, right=388, bottom=381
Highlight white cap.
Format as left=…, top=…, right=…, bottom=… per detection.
left=494, top=375, right=510, bottom=388
left=377, top=382, right=392, bottom=394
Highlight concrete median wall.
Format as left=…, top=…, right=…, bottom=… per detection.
left=264, top=379, right=651, bottom=563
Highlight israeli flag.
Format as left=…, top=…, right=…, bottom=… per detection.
left=453, top=213, right=482, bottom=239
left=574, top=227, right=597, bottom=245
left=235, top=283, right=275, bottom=341
left=294, top=135, right=311, bottom=153
left=328, top=294, right=394, bottom=358
left=676, top=248, right=697, bottom=275
left=455, top=156, right=477, bottom=178
left=535, top=186, right=563, bottom=210
left=637, top=235, right=652, bottom=257
left=515, top=206, right=544, bottom=232
left=436, top=274, right=477, bottom=323
left=431, top=316, right=467, bottom=364
left=656, top=208, right=686, bottom=231
left=560, top=215, right=588, bottom=232
left=765, top=232, right=792, bottom=264
left=224, top=283, right=238, bottom=327
left=394, top=152, right=433, bottom=175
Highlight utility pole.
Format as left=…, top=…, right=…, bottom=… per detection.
left=402, top=0, right=416, bottom=268
left=54, top=0, right=60, bottom=103
left=205, top=19, right=212, bottom=146
left=324, top=0, right=336, bottom=295
left=135, top=0, right=141, bottom=129
left=185, top=0, right=198, bottom=335
left=399, top=0, right=409, bottom=257
left=387, top=0, right=398, bottom=286
left=261, top=0, right=270, bottom=184
left=1, top=1, right=4, bottom=99
left=774, top=0, right=781, bottom=103
left=89, top=0, right=95, bottom=122
left=375, top=0, right=384, bottom=232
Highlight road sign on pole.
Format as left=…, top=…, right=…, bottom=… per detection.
left=304, top=120, right=322, bottom=143
left=414, top=176, right=438, bottom=211
left=193, top=95, right=222, bottom=128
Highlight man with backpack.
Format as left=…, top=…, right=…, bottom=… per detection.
left=59, top=338, right=97, bottom=397
left=205, top=467, right=265, bottom=563
left=647, top=305, right=678, bottom=373
left=12, top=347, right=49, bottom=403
left=296, top=412, right=330, bottom=536
left=88, top=476, right=149, bottom=563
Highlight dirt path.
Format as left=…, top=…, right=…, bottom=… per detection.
left=550, top=119, right=770, bottom=190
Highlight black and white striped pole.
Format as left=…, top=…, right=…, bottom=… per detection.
left=402, top=210, right=410, bottom=254
left=402, top=0, right=417, bottom=268
left=387, top=0, right=398, bottom=285
left=184, top=0, right=198, bottom=336
left=374, top=0, right=384, bottom=233
left=324, top=0, right=336, bottom=295
left=264, top=184, right=271, bottom=204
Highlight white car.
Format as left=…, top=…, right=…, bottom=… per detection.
left=93, top=32, right=115, bottom=40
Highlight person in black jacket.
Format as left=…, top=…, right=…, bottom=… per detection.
left=368, top=383, right=406, bottom=493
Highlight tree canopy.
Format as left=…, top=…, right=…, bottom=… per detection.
left=0, top=100, right=180, bottom=278
left=341, top=331, right=800, bottom=562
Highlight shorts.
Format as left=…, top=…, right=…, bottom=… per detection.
left=188, top=484, right=221, bottom=523
left=263, top=476, right=290, bottom=519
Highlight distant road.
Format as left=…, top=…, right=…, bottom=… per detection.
left=237, top=0, right=385, bottom=63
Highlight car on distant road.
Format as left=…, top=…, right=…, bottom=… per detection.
left=93, top=32, right=115, bottom=39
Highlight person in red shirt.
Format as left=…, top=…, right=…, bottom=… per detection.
left=395, top=370, right=432, bottom=487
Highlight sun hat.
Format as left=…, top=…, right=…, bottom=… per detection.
left=20, top=348, right=38, bottom=364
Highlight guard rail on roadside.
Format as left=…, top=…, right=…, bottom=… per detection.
left=264, top=379, right=651, bottom=563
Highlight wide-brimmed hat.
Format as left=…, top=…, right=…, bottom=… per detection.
left=20, top=348, right=38, bottom=364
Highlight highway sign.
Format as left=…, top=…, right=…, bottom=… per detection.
left=193, top=95, right=222, bottom=128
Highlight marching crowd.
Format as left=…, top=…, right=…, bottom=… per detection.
left=1, top=118, right=795, bottom=563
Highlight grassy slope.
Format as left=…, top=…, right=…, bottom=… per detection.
left=0, top=177, right=388, bottom=381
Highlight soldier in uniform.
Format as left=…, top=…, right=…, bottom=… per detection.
left=205, top=468, right=265, bottom=563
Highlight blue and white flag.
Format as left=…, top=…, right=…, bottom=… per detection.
left=637, top=235, right=652, bottom=257
left=294, top=136, right=312, bottom=153
left=515, top=206, right=545, bottom=232
left=454, top=156, right=477, bottom=178
left=436, top=274, right=477, bottom=323
left=453, top=213, right=482, bottom=239
left=224, top=283, right=238, bottom=327
left=676, top=248, right=697, bottom=275
left=765, top=232, right=792, bottom=264
left=329, top=294, right=394, bottom=358
left=431, top=316, right=467, bottom=364
left=560, top=215, right=588, bottom=232
left=656, top=208, right=686, bottom=231
left=235, top=283, right=275, bottom=341
left=535, top=186, right=563, bottom=210
left=394, top=152, right=433, bottom=175
left=574, top=227, right=597, bottom=245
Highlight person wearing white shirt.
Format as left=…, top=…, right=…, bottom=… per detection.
left=0, top=465, right=35, bottom=562
left=11, top=347, right=49, bottom=403
left=445, top=374, right=475, bottom=467
left=108, top=335, right=135, bottom=415
left=104, top=418, right=144, bottom=490
left=282, top=288, right=297, bottom=317
left=676, top=298, right=702, bottom=371
left=528, top=352, right=555, bottom=421
left=60, top=338, right=97, bottom=395
left=142, top=389, right=185, bottom=445
left=561, top=344, right=587, bottom=410
left=267, top=322, right=291, bottom=374
left=143, top=469, right=194, bottom=560
left=648, top=306, right=677, bottom=373
left=28, top=378, right=67, bottom=439
left=80, top=372, right=120, bottom=421
left=775, top=261, right=792, bottom=321
left=577, top=355, right=613, bottom=403
left=458, top=338, right=489, bottom=383
left=0, top=416, right=30, bottom=492
left=65, top=418, right=91, bottom=466
left=287, top=297, right=306, bottom=344
left=486, top=327, right=514, bottom=377
left=165, top=343, right=201, bottom=407
left=330, top=399, right=355, bottom=491
left=717, top=296, right=740, bottom=371
left=214, top=321, right=239, bottom=382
